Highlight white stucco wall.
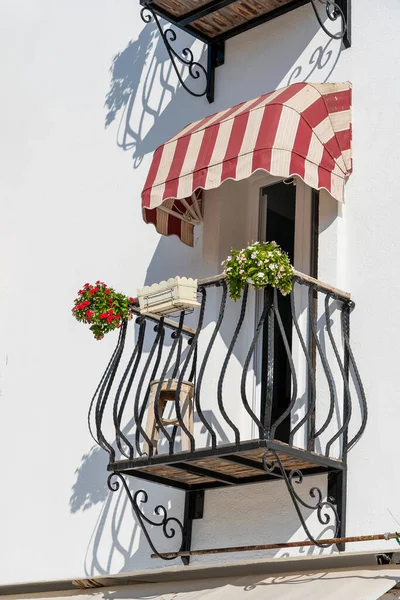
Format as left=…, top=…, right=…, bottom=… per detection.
left=1, top=0, right=400, bottom=587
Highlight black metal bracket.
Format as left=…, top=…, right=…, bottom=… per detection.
left=181, top=490, right=205, bottom=565
left=310, top=0, right=351, bottom=48
left=267, top=451, right=345, bottom=549
left=328, top=468, right=347, bottom=550
left=336, top=0, right=351, bottom=48
left=140, top=2, right=224, bottom=104
left=108, top=472, right=185, bottom=560
left=139, top=0, right=350, bottom=103
left=108, top=455, right=345, bottom=560
left=108, top=472, right=204, bottom=564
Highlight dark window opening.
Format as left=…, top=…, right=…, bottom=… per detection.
left=260, top=182, right=296, bottom=444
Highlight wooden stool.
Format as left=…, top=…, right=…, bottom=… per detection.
left=144, top=379, right=194, bottom=454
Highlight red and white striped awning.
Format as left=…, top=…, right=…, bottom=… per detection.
left=142, top=82, right=352, bottom=246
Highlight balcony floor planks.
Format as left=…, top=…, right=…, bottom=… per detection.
left=152, top=0, right=300, bottom=39
left=109, top=440, right=343, bottom=491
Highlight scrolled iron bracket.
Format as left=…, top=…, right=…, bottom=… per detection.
left=266, top=451, right=340, bottom=548
left=141, top=2, right=224, bottom=103
left=310, top=0, right=350, bottom=46
left=108, top=472, right=184, bottom=560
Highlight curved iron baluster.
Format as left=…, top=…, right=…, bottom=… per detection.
left=141, top=4, right=208, bottom=98
left=188, top=342, right=198, bottom=383
left=241, top=289, right=273, bottom=437
left=291, top=286, right=335, bottom=447
left=288, top=286, right=315, bottom=446
left=310, top=0, right=347, bottom=40
left=312, top=294, right=338, bottom=440
left=171, top=334, right=183, bottom=380
left=194, top=282, right=228, bottom=451
left=152, top=312, right=186, bottom=456
left=135, top=321, right=166, bottom=456
left=325, top=297, right=352, bottom=457
left=173, top=289, right=207, bottom=453
left=289, top=286, right=317, bottom=444
left=271, top=451, right=340, bottom=548
left=108, top=472, right=183, bottom=561
left=95, top=322, right=128, bottom=460
left=270, top=288, right=298, bottom=439
left=343, top=305, right=368, bottom=451
left=113, top=318, right=146, bottom=459
left=171, top=341, right=195, bottom=450
left=88, top=324, right=126, bottom=446
left=217, top=285, right=249, bottom=445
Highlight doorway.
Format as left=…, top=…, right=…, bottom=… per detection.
left=259, top=181, right=317, bottom=443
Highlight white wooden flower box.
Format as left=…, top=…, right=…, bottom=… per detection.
left=137, top=277, right=200, bottom=316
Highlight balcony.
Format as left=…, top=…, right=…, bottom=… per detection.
left=91, top=271, right=366, bottom=493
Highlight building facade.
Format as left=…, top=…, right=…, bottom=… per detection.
left=1, top=1, right=400, bottom=598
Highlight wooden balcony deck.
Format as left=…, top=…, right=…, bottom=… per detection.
left=109, top=439, right=343, bottom=491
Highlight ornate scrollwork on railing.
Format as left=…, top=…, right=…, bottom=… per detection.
left=141, top=3, right=208, bottom=98
left=310, top=0, right=347, bottom=40
left=108, top=472, right=184, bottom=560
left=267, top=452, right=340, bottom=548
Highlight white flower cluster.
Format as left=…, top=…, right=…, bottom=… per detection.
left=222, top=240, right=294, bottom=301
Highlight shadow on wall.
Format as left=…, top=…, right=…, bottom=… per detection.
left=103, top=4, right=343, bottom=171
left=69, top=6, right=345, bottom=577
left=70, top=446, right=109, bottom=513
left=286, top=36, right=342, bottom=88
left=72, top=456, right=335, bottom=576
left=104, top=18, right=208, bottom=170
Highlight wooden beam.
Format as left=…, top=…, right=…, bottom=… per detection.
left=176, top=0, right=237, bottom=26
left=173, top=462, right=238, bottom=485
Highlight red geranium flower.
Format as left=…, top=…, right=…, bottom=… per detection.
left=73, top=281, right=133, bottom=339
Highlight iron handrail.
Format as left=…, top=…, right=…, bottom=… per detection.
left=199, top=270, right=352, bottom=303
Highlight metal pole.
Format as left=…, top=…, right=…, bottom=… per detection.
left=151, top=532, right=400, bottom=559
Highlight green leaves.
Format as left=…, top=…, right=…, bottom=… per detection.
left=223, top=241, right=294, bottom=301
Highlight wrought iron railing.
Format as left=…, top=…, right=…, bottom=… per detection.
left=90, top=271, right=367, bottom=466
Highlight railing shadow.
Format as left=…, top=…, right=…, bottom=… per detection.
left=287, top=36, right=342, bottom=86
left=70, top=445, right=109, bottom=514
left=77, top=459, right=334, bottom=575
left=104, top=5, right=344, bottom=175
left=104, top=9, right=208, bottom=171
